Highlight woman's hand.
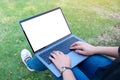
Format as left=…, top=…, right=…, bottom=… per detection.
left=70, top=41, right=97, bottom=56
left=49, top=51, right=71, bottom=70
left=49, top=51, right=76, bottom=80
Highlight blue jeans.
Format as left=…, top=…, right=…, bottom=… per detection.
left=26, top=55, right=112, bottom=80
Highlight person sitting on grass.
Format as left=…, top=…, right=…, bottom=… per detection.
left=21, top=41, right=120, bottom=80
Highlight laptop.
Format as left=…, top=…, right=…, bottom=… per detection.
left=19, top=7, right=87, bottom=77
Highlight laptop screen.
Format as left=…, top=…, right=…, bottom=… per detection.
left=20, top=8, right=71, bottom=52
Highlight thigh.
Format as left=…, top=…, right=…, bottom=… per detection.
left=27, top=56, right=47, bottom=71
left=72, top=67, right=90, bottom=80
left=78, top=54, right=112, bottom=79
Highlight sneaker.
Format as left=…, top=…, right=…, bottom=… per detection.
left=21, top=49, right=35, bottom=71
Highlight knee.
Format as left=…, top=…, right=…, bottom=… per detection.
left=26, top=57, right=47, bottom=71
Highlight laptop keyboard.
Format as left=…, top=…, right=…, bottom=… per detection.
left=39, top=37, right=79, bottom=65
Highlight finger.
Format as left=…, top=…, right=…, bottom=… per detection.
left=52, top=51, right=58, bottom=54
left=70, top=41, right=83, bottom=49
left=49, top=56, right=55, bottom=62
left=50, top=51, right=57, bottom=59
left=57, top=51, right=64, bottom=55
left=71, top=41, right=86, bottom=47
left=51, top=51, right=60, bottom=55
left=70, top=45, right=83, bottom=50
left=56, top=51, right=62, bottom=55
left=50, top=51, right=62, bottom=59
left=70, top=41, right=80, bottom=47
left=75, top=50, right=86, bottom=55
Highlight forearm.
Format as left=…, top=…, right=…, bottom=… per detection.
left=95, top=46, right=119, bottom=58
left=62, top=70, right=76, bottom=80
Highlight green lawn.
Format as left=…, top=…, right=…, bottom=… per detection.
left=0, top=0, right=120, bottom=80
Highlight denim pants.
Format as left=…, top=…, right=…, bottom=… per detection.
left=26, top=55, right=112, bottom=80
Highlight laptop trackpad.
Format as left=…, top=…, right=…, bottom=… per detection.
left=67, top=51, right=87, bottom=68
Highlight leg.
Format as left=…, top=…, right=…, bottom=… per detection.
left=21, top=49, right=47, bottom=71
left=72, top=67, right=90, bottom=80
left=26, top=56, right=47, bottom=71
left=53, top=67, right=90, bottom=80
left=78, top=54, right=112, bottom=79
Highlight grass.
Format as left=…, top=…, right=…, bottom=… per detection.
left=0, top=0, right=120, bottom=80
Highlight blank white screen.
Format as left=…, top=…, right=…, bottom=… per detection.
left=21, top=9, right=71, bottom=52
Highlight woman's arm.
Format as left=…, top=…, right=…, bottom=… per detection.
left=62, top=69, right=75, bottom=80
left=70, top=41, right=119, bottom=58
left=49, top=51, right=76, bottom=80
left=94, top=46, right=119, bottom=58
